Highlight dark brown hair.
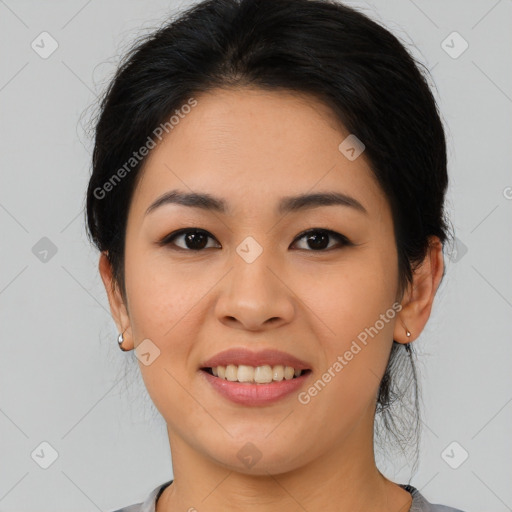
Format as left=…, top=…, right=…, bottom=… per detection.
left=85, top=0, right=453, bottom=470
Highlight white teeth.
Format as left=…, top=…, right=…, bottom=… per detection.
left=237, top=364, right=254, bottom=382
left=254, top=365, right=273, bottom=383
left=208, top=364, right=305, bottom=383
left=225, top=364, right=238, bottom=381
left=284, top=366, right=295, bottom=380
left=272, top=365, right=284, bottom=381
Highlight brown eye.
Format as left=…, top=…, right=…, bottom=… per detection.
left=159, top=229, right=220, bottom=251
left=291, top=229, right=351, bottom=251
left=159, top=227, right=351, bottom=253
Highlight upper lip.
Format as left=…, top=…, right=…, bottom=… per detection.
left=200, top=348, right=311, bottom=370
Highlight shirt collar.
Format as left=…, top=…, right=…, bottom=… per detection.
left=141, top=480, right=430, bottom=512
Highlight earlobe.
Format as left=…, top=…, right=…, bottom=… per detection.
left=394, top=236, right=444, bottom=344
left=98, top=252, right=133, bottom=350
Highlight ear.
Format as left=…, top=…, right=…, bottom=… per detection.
left=98, top=251, right=133, bottom=350
left=393, top=235, right=445, bottom=344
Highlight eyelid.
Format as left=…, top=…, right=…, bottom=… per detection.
left=291, top=228, right=353, bottom=250
left=294, top=227, right=350, bottom=241
left=158, top=227, right=353, bottom=251
left=157, top=228, right=220, bottom=249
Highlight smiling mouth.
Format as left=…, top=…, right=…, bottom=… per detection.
left=201, top=365, right=312, bottom=384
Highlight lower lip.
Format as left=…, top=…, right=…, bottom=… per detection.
left=200, top=369, right=311, bottom=406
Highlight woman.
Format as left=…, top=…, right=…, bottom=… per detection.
left=86, top=0, right=465, bottom=510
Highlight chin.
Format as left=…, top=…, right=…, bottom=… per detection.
left=204, top=437, right=312, bottom=476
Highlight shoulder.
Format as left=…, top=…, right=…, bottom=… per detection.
left=400, top=484, right=467, bottom=512
left=428, top=505, right=467, bottom=512
left=107, top=479, right=173, bottom=512
left=109, top=505, right=143, bottom=512
left=427, top=505, right=466, bottom=512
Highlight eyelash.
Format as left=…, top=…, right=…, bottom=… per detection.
left=158, top=228, right=353, bottom=252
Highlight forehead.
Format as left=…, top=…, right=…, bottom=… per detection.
left=129, top=87, right=388, bottom=221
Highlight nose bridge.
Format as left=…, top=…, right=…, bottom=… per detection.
left=232, top=236, right=278, bottom=299
left=215, top=236, right=294, bottom=329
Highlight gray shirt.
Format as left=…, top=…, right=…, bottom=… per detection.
left=109, top=480, right=467, bottom=512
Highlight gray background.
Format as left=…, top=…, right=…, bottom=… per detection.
left=1, top=0, right=511, bottom=511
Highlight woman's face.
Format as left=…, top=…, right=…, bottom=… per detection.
left=109, top=87, right=405, bottom=474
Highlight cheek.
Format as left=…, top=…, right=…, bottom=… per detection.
left=299, top=251, right=398, bottom=402
left=122, top=245, right=214, bottom=408
left=300, top=250, right=398, bottom=341
left=124, top=245, right=207, bottom=336
left=123, top=248, right=208, bottom=419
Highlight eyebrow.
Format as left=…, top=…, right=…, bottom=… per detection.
left=145, top=189, right=368, bottom=216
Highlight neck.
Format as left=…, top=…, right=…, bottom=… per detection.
left=157, top=409, right=412, bottom=512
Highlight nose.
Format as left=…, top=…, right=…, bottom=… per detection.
left=214, top=253, right=295, bottom=332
